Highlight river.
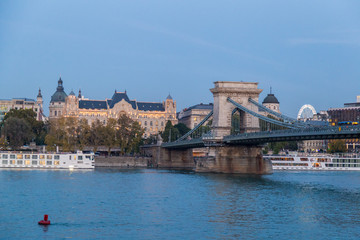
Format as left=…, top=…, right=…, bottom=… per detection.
left=0, top=169, right=359, bottom=239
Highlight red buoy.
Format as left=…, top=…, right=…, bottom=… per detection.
left=38, top=214, right=51, bottom=225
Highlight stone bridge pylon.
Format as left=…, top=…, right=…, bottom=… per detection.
left=211, top=81, right=263, bottom=138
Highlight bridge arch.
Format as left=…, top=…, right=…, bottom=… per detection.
left=210, top=81, right=262, bottom=138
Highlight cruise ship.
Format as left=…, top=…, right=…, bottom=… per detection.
left=264, top=153, right=360, bottom=171
left=0, top=151, right=95, bottom=169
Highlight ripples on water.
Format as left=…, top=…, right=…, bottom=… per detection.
left=0, top=169, right=359, bottom=239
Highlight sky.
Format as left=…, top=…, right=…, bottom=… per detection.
left=1, top=0, right=360, bottom=117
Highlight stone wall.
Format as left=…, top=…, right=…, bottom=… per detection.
left=195, top=145, right=272, bottom=174
left=95, top=156, right=150, bottom=168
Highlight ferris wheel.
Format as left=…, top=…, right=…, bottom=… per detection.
left=297, top=104, right=317, bottom=120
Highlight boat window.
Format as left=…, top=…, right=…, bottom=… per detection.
left=69, top=156, right=72, bottom=160
left=54, top=155, right=60, bottom=160
left=85, top=155, right=91, bottom=159
left=54, top=161, right=59, bottom=165
left=10, top=160, right=15, bottom=164
left=25, top=155, right=30, bottom=159
left=39, top=160, right=45, bottom=165
left=17, top=154, right=23, bottom=159
left=2, top=160, right=8, bottom=164
left=77, top=161, right=83, bottom=164
left=39, top=155, right=45, bottom=159
left=32, top=155, right=38, bottom=159
left=32, top=161, right=37, bottom=165
left=25, top=160, right=30, bottom=165
left=46, top=161, right=52, bottom=165
left=47, top=155, right=52, bottom=160
left=78, top=156, right=83, bottom=160
left=17, top=160, right=23, bottom=165
left=10, top=155, right=15, bottom=159
left=2, top=154, right=8, bottom=159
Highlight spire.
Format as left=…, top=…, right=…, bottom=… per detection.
left=270, top=86, right=272, bottom=94
left=166, top=93, right=173, bottom=100
left=78, top=89, right=82, bottom=98
left=37, top=88, right=42, bottom=98
left=57, top=77, right=64, bottom=91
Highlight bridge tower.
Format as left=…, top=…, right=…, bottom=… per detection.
left=210, top=81, right=262, bottom=138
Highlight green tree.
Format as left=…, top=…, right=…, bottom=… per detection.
left=89, top=120, right=106, bottom=153
left=77, top=119, right=91, bottom=150
left=328, top=139, right=347, bottom=153
left=1, top=109, right=47, bottom=145
left=103, top=118, right=117, bottom=155
left=2, top=117, right=33, bottom=149
left=161, top=121, right=180, bottom=142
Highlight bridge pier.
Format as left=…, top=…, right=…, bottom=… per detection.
left=195, top=145, right=272, bottom=174
left=144, top=145, right=195, bottom=170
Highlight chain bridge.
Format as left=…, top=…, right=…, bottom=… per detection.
left=144, top=81, right=360, bottom=174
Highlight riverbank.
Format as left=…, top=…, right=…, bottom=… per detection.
left=95, top=156, right=151, bottom=168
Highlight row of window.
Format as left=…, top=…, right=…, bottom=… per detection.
left=273, top=163, right=308, bottom=166
left=1, top=160, right=60, bottom=165
left=326, top=164, right=360, bottom=168
left=143, top=121, right=164, bottom=127
left=1, top=154, right=60, bottom=160
left=333, top=159, right=360, bottom=163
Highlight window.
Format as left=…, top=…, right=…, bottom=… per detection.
left=17, top=154, right=23, bottom=159
left=54, top=161, right=59, bottom=165
left=2, top=154, right=8, bottom=159
left=25, top=160, right=30, bottom=165
left=10, top=155, right=15, bottom=159
left=78, top=156, right=83, bottom=160
left=54, top=155, right=60, bottom=160
left=150, top=121, right=153, bottom=126
left=10, top=160, right=15, bottom=165
left=2, top=160, right=8, bottom=164
left=17, top=160, right=23, bottom=165
left=39, top=160, right=45, bottom=165
left=39, top=155, right=45, bottom=159
left=47, top=155, right=52, bottom=160
left=145, top=121, right=147, bottom=126
left=32, top=160, right=38, bottom=165
left=25, top=155, right=30, bottom=159
left=32, top=155, right=38, bottom=159
left=46, top=161, right=52, bottom=165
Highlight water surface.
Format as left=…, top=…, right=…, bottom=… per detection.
left=0, top=169, right=359, bottom=239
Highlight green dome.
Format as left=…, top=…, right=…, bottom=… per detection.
left=50, top=77, right=68, bottom=102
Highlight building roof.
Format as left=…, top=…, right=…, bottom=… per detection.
left=69, top=90, right=75, bottom=96
left=166, top=94, right=173, bottom=100
left=263, top=94, right=279, bottom=104
left=183, top=103, right=213, bottom=112
left=137, top=102, right=165, bottom=111
left=107, top=92, right=137, bottom=109
left=79, top=100, right=107, bottom=109
left=51, top=77, right=68, bottom=102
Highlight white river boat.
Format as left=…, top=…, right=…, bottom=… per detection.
left=264, top=153, right=360, bottom=171
left=0, top=151, right=94, bottom=169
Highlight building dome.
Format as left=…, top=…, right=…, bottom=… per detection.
left=262, top=93, right=279, bottom=104
left=50, top=77, right=68, bottom=102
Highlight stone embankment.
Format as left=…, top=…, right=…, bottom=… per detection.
left=95, top=156, right=151, bottom=168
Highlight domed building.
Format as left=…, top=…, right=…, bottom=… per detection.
left=49, top=77, right=67, bottom=118
left=48, top=78, right=177, bottom=138
left=262, top=91, right=280, bottom=114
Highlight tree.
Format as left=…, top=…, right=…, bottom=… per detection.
left=2, top=117, right=33, bottom=149
left=161, top=121, right=179, bottom=142
left=1, top=109, right=47, bottom=145
left=89, top=120, right=106, bottom=153
left=103, top=118, right=117, bottom=155
left=77, top=119, right=91, bottom=150
left=328, top=139, right=347, bottom=153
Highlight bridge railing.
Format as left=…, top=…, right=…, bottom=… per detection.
left=224, top=125, right=360, bottom=142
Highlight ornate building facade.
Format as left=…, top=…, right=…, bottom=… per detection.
left=49, top=78, right=177, bottom=137
left=0, top=89, right=44, bottom=122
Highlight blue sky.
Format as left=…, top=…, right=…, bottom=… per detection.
left=1, top=0, right=360, bottom=117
